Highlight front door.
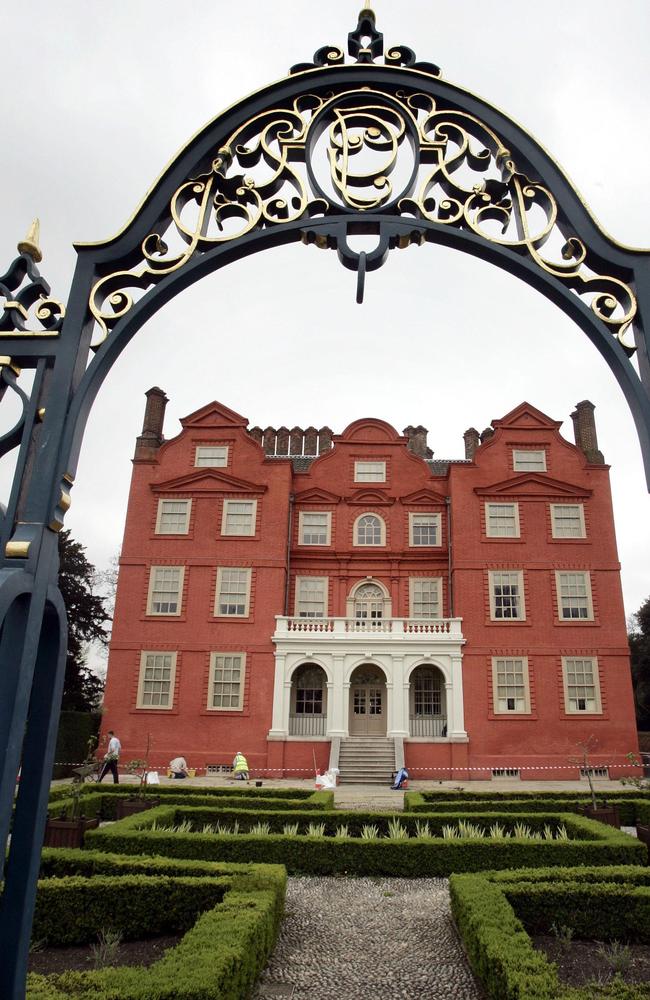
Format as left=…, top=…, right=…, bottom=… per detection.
left=349, top=667, right=386, bottom=735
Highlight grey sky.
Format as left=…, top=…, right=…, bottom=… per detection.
left=2, top=1, right=649, bottom=624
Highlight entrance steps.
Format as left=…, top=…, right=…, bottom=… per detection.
left=338, top=737, right=396, bottom=785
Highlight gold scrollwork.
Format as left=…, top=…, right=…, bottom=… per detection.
left=327, top=105, right=409, bottom=209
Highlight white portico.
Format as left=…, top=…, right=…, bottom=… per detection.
left=268, top=615, right=467, bottom=742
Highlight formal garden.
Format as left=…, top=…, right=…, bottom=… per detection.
left=18, top=781, right=650, bottom=997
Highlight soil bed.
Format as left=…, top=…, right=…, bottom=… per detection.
left=28, top=933, right=182, bottom=976
left=533, top=935, right=650, bottom=987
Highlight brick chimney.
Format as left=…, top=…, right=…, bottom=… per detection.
left=403, top=425, right=433, bottom=459
left=480, top=426, right=495, bottom=444
left=134, top=386, right=168, bottom=462
left=571, top=400, right=604, bottom=464
left=463, top=427, right=480, bottom=460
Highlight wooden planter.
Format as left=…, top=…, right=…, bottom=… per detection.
left=577, top=803, right=621, bottom=828
left=43, top=815, right=100, bottom=848
left=115, top=796, right=161, bottom=819
left=635, top=823, right=650, bottom=854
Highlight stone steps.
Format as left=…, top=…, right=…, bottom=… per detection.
left=338, top=737, right=396, bottom=785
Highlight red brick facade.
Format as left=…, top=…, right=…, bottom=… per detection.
left=101, top=393, right=639, bottom=780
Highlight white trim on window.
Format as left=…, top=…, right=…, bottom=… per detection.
left=513, top=449, right=546, bottom=472
left=221, top=499, right=257, bottom=537
left=488, top=570, right=525, bottom=621
left=214, top=567, right=252, bottom=617
left=298, top=511, right=332, bottom=546
left=409, top=512, right=441, bottom=547
left=491, top=656, right=530, bottom=713
left=551, top=504, right=586, bottom=539
left=354, top=460, right=386, bottom=483
left=353, top=512, right=386, bottom=546
left=136, top=651, right=177, bottom=709
left=409, top=577, right=442, bottom=618
left=562, top=656, right=601, bottom=713
left=155, top=499, right=191, bottom=535
left=485, top=502, right=520, bottom=538
left=146, top=566, right=185, bottom=616
left=555, top=571, right=593, bottom=621
left=207, top=652, right=246, bottom=711
left=295, top=576, right=328, bottom=617
left=195, top=445, right=229, bottom=467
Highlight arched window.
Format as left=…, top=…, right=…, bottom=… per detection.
left=355, top=513, right=385, bottom=546
left=409, top=665, right=447, bottom=738
left=289, top=664, right=327, bottom=736
left=354, top=583, right=385, bottom=623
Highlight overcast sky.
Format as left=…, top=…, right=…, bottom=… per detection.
left=2, top=1, right=649, bottom=629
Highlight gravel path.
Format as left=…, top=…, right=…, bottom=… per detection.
left=253, top=877, right=486, bottom=1000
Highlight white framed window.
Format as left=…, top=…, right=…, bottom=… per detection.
left=513, top=449, right=546, bottom=472
left=295, top=576, right=328, bottom=617
left=551, top=504, right=586, bottom=538
left=354, top=461, right=386, bottom=483
left=195, top=445, right=228, bottom=467
left=221, top=499, right=257, bottom=536
left=147, top=566, right=185, bottom=616
left=137, top=651, right=177, bottom=709
left=556, top=571, right=593, bottom=620
left=155, top=499, right=191, bottom=535
left=354, top=513, right=386, bottom=546
left=489, top=570, right=525, bottom=620
left=485, top=503, right=520, bottom=538
left=562, top=656, right=601, bottom=713
left=492, top=657, right=530, bottom=713
left=410, top=577, right=442, bottom=618
left=299, top=511, right=331, bottom=546
left=208, top=652, right=245, bottom=710
left=409, top=512, right=441, bottom=547
left=214, top=567, right=251, bottom=617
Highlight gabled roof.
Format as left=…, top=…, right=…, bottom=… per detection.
left=400, top=488, right=448, bottom=505
left=151, top=468, right=266, bottom=494
left=180, top=400, right=248, bottom=430
left=293, top=487, right=341, bottom=504
left=491, top=402, right=562, bottom=432
left=474, top=473, right=591, bottom=499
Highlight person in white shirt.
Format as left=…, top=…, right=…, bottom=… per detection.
left=169, top=756, right=188, bottom=779
left=98, top=730, right=121, bottom=783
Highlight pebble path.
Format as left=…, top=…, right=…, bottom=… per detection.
left=253, top=876, right=486, bottom=1000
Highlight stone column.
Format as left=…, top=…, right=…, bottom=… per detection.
left=267, top=653, right=290, bottom=738
left=449, top=655, right=468, bottom=740
left=327, top=655, right=347, bottom=736
left=388, top=655, right=409, bottom=737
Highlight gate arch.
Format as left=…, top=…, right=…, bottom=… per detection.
left=0, top=8, right=649, bottom=994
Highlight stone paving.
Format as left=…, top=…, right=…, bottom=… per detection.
left=253, top=877, right=485, bottom=1000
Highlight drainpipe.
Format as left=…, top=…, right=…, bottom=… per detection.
left=284, top=494, right=294, bottom=616
left=445, top=497, right=453, bottom=617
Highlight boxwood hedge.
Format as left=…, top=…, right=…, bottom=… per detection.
left=27, top=851, right=286, bottom=1000
left=404, top=791, right=650, bottom=825
left=84, top=805, right=646, bottom=876
left=450, top=864, right=650, bottom=1000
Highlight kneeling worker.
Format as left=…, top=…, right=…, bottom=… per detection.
left=232, top=751, right=249, bottom=782
left=169, top=756, right=189, bottom=779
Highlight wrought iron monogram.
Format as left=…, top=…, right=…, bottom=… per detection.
left=89, top=85, right=637, bottom=354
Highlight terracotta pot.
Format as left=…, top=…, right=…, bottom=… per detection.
left=43, top=815, right=100, bottom=848
left=577, top=803, right=620, bottom=828
left=115, top=796, right=161, bottom=819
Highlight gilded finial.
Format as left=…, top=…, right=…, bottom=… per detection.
left=361, top=5, right=375, bottom=16
left=17, top=219, right=42, bottom=263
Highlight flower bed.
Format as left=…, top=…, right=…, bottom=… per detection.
left=27, top=850, right=286, bottom=999
left=450, top=864, right=650, bottom=1000
left=84, top=805, right=646, bottom=876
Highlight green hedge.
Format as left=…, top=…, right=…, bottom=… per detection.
left=84, top=806, right=646, bottom=876
left=407, top=790, right=650, bottom=802
left=450, top=865, right=650, bottom=1000
left=27, top=852, right=286, bottom=1000
left=405, top=791, right=650, bottom=825
left=48, top=783, right=324, bottom=803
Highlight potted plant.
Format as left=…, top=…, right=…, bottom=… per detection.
left=44, top=737, right=101, bottom=847
left=115, top=734, right=160, bottom=818
left=571, top=737, right=620, bottom=828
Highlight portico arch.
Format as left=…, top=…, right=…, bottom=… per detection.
left=1, top=7, right=649, bottom=993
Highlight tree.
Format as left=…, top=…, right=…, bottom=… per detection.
left=628, top=596, right=650, bottom=731
left=58, top=530, right=110, bottom=710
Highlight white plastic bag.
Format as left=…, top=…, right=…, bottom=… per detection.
left=146, top=770, right=160, bottom=784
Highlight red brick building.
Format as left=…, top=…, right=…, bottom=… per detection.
left=101, top=389, right=639, bottom=781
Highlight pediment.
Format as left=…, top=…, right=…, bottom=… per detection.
left=338, top=417, right=402, bottom=443
left=400, top=488, right=447, bottom=506
left=152, top=469, right=266, bottom=495
left=492, top=402, right=561, bottom=431
left=475, top=474, right=591, bottom=499
left=347, top=489, right=395, bottom=506
left=294, top=487, right=341, bottom=504
left=180, top=400, right=248, bottom=430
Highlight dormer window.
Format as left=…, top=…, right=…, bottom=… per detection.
left=354, top=461, right=386, bottom=483
left=513, top=449, right=546, bottom=472
left=195, top=445, right=228, bottom=467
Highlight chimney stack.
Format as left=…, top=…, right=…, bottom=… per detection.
left=463, top=427, right=480, bottom=460
left=571, top=400, right=604, bottom=464
left=480, top=426, right=495, bottom=444
left=403, top=425, right=433, bottom=459
left=134, top=386, right=168, bottom=462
